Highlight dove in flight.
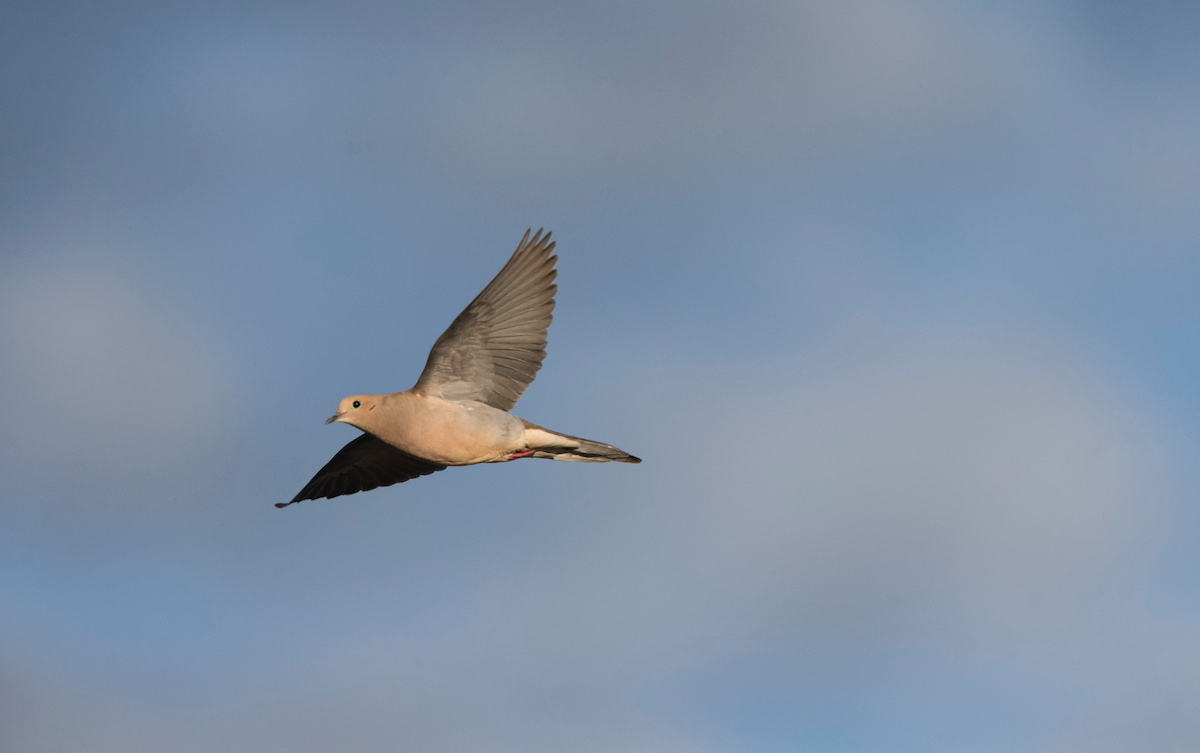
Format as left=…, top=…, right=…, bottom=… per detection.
left=279, top=229, right=640, bottom=508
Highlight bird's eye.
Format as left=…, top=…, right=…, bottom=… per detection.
left=352, top=400, right=361, bottom=408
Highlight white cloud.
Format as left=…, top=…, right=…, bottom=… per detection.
left=362, top=0, right=1060, bottom=192
left=680, top=330, right=1154, bottom=614
left=0, top=245, right=237, bottom=507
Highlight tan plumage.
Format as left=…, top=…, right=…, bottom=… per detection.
left=280, top=229, right=640, bottom=508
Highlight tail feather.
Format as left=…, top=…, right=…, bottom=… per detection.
left=520, top=420, right=641, bottom=464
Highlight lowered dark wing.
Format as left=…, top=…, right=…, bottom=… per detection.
left=279, top=433, right=446, bottom=507
left=412, top=229, right=557, bottom=412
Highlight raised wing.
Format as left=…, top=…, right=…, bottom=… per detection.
left=412, top=229, right=557, bottom=411
left=279, top=433, right=446, bottom=507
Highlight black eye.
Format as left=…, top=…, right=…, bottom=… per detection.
left=352, top=400, right=361, bottom=408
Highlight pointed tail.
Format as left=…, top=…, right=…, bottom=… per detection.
left=520, top=420, right=641, bottom=463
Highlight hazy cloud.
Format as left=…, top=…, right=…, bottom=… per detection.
left=0, top=243, right=236, bottom=506
left=2, top=1, right=1198, bottom=751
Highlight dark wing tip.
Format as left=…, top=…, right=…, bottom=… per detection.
left=276, top=492, right=306, bottom=508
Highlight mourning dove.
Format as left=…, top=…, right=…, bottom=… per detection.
left=279, top=229, right=640, bottom=508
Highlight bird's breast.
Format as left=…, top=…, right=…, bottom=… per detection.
left=369, top=393, right=523, bottom=465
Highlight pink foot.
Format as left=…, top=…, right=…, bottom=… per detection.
left=508, top=449, right=536, bottom=460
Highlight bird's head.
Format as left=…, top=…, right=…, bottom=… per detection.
left=326, top=395, right=375, bottom=428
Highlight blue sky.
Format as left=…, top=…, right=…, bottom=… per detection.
left=2, top=1, right=1199, bottom=751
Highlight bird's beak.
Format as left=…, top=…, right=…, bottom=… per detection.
left=325, top=412, right=343, bottom=425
